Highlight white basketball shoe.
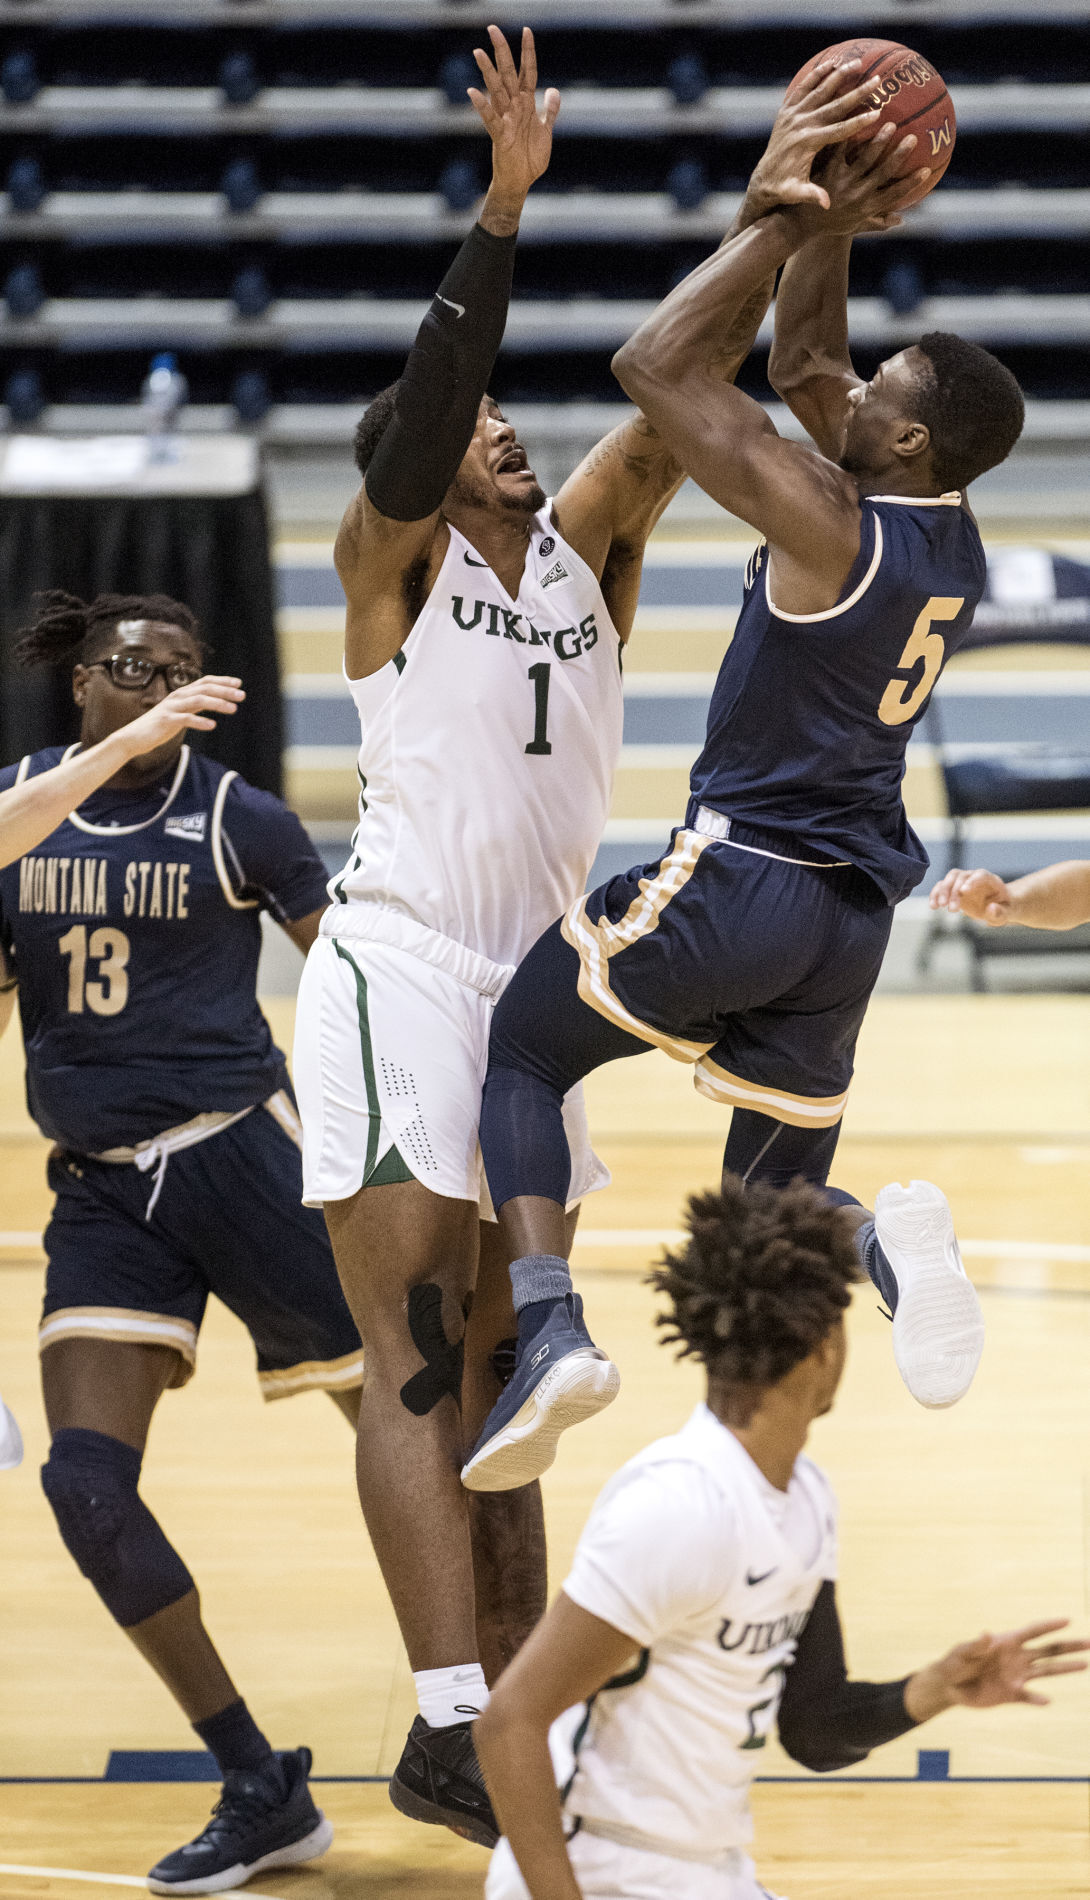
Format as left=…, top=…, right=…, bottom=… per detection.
left=0, top=1393, right=23, bottom=1470
left=874, top=1180, right=985, bottom=1409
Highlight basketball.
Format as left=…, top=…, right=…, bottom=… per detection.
left=786, top=38, right=956, bottom=206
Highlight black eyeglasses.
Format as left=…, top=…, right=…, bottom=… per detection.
left=86, top=654, right=202, bottom=692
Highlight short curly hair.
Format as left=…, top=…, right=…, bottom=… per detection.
left=650, top=1174, right=860, bottom=1390
left=913, top=331, right=1024, bottom=492
left=352, top=380, right=402, bottom=478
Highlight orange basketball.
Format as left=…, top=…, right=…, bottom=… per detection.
left=785, top=38, right=956, bottom=207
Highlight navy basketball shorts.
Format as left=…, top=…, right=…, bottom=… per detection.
left=561, top=818, right=893, bottom=1128
left=39, top=1097, right=363, bottom=1401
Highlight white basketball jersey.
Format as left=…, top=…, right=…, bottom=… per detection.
left=329, top=506, right=624, bottom=970
left=557, top=1405, right=838, bottom=1860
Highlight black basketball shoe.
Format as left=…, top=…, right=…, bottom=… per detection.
left=146, top=1747, right=333, bottom=1894
left=389, top=1716, right=499, bottom=1849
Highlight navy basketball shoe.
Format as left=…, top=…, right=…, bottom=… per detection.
left=461, top=1290, right=619, bottom=1492
left=146, top=1748, right=332, bottom=1894
left=389, top=1716, right=499, bottom=1848
left=875, top=1180, right=985, bottom=1408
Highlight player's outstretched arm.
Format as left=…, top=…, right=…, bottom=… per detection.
left=612, top=74, right=926, bottom=611
left=336, top=25, right=559, bottom=679
left=0, top=675, right=243, bottom=872
left=930, top=861, right=1090, bottom=931
left=475, top=1591, right=641, bottom=1900
left=778, top=1582, right=1088, bottom=1774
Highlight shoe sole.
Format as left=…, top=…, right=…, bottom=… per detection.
left=146, top=1813, right=334, bottom=1894
left=876, top=1184, right=985, bottom=1409
left=460, top=1347, right=620, bottom=1492
left=389, top=1773, right=498, bottom=1850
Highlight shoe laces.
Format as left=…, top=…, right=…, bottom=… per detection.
left=203, top=1765, right=287, bottom=1839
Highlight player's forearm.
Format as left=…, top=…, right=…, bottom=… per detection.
left=361, top=217, right=519, bottom=525
left=1002, top=863, right=1090, bottom=931
left=0, top=732, right=133, bottom=870
left=475, top=1711, right=583, bottom=1900
left=613, top=211, right=798, bottom=409
left=768, top=237, right=853, bottom=395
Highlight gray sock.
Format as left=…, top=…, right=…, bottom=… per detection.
left=510, top=1253, right=572, bottom=1312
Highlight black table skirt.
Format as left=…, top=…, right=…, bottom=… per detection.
left=0, top=487, right=282, bottom=796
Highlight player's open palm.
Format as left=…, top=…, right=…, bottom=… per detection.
left=120, top=676, right=245, bottom=758
left=929, top=867, right=1012, bottom=925
left=468, top=25, right=560, bottom=199
left=938, top=1621, right=1090, bottom=1709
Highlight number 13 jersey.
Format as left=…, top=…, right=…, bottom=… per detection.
left=331, top=505, right=624, bottom=969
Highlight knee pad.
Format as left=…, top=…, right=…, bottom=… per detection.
left=41, top=1427, right=194, bottom=1628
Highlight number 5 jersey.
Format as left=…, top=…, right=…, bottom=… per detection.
left=0, top=746, right=331, bottom=1154
left=689, top=493, right=986, bottom=904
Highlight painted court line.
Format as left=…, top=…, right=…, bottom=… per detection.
left=5, top=1228, right=1090, bottom=1263
left=572, top=1230, right=1090, bottom=1262
left=0, top=1870, right=281, bottom=1899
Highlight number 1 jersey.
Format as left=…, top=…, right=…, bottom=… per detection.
left=689, top=493, right=987, bottom=903
left=330, top=505, right=625, bottom=969
left=0, top=747, right=330, bottom=1154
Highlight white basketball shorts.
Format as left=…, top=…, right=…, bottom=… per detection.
left=486, top=1833, right=787, bottom=1900
left=294, top=912, right=609, bottom=1213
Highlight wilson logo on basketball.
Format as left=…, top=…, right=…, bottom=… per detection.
left=867, top=55, right=935, bottom=105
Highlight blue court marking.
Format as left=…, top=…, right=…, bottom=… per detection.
left=2, top=1747, right=1085, bottom=1787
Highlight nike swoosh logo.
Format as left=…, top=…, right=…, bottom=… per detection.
left=464, top=552, right=489, bottom=567
left=746, top=1568, right=776, bottom=1586
left=436, top=294, right=465, bottom=318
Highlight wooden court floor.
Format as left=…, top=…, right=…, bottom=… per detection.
left=2, top=993, right=1090, bottom=1898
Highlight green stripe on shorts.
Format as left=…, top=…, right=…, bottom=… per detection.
left=332, top=939, right=382, bottom=1182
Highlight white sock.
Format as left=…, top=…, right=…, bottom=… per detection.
left=413, top=1663, right=489, bottom=1729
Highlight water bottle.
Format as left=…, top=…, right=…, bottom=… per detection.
left=140, top=352, right=188, bottom=464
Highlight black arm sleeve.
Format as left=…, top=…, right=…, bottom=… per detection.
left=777, top=1581, right=919, bottom=1773
left=364, top=221, right=518, bottom=522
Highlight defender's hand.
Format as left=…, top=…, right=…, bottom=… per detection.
left=469, top=25, right=560, bottom=213
left=741, top=58, right=882, bottom=226
left=118, top=676, right=245, bottom=758
left=929, top=867, right=1013, bottom=925
left=935, top=1622, right=1090, bottom=1711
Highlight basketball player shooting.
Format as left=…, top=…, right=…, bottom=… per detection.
left=476, top=1180, right=1088, bottom=1900
left=465, top=58, right=1027, bottom=1492
left=292, top=25, right=695, bottom=1850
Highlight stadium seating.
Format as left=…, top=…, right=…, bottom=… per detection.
left=1, top=1, right=1088, bottom=427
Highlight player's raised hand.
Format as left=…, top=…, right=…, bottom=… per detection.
left=929, top=866, right=1013, bottom=925
left=936, top=1621, right=1090, bottom=1710
left=468, top=26, right=560, bottom=208
left=813, top=128, right=931, bottom=237
left=118, top=676, right=245, bottom=758
left=741, top=58, right=881, bottom=224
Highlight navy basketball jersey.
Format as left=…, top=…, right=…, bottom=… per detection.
left=688, top=495, right=987, bottom=902
left=0, top=746, right=330, bottom=1154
